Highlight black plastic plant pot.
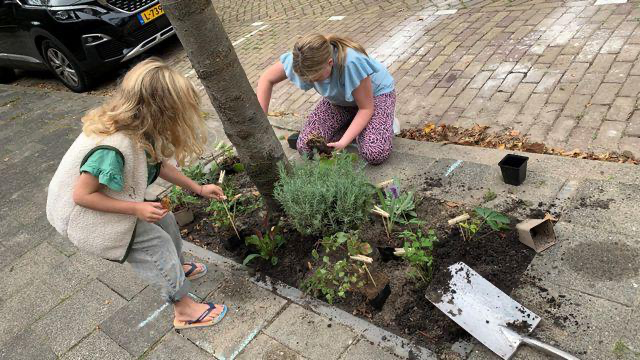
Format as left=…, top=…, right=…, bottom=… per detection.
left=498, top=154, right=529, bottom=186
left=377, top=247, right=400, bottom=262
left=368, top=284, right=391, bottom=310
left=223, top=234, right=243, bottom=251
left=287, top=132, right=299, bottom=150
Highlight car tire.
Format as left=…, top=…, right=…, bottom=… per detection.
left=41, top=40, right=90, bottom=92
left=0, top=67, right=16, bottom=84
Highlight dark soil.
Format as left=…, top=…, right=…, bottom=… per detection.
left=181, top=171, right=538, bottom=355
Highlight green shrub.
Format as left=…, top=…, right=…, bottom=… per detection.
left=274, top=153, right=375, bottom=236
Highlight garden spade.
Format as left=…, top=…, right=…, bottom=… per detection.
left=426, top=262, right=580, bottom=360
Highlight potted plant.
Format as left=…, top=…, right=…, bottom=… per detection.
left=162, top=186, right=199, bottom=226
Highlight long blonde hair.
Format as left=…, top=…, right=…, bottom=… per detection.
left=292, top=34, right=367, bottom=82
left=82, top=58, right=206, bottom=166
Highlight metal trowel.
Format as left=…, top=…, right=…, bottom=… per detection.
left=426, top=262, right=580, bottom=359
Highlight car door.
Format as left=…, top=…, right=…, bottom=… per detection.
left=0, top=0, right=21, bottom=66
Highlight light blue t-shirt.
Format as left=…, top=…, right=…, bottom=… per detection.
left=280, top=47, right=395, bottom=107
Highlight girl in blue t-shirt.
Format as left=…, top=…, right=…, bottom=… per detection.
left=258, top=34, right=396, bottom=164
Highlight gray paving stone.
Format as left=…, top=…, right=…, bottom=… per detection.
left=526, top=221, right=640, bottom=307
left=339, top=338, right=402, bottom=360
left=182, top=276, right=287, bottom=359
left=237, top=333, right=307, bottom=360
left=0, top=327, right=56, bottom=360
left=422, top=158, right=565, bottom=219
left=100, top=286, right=172, bottom=358
left=0, top=242, right=67, bottom=301
left=365, top=150, right=437, bottom=189
left=146, top=331, right=212, bottom=360
left=264, top=304, right=358, bottom=360
left=0, top=280, right=65, bottom=345
left=182, top=254, right=227, bottom=300
left=564, top=178, right=640, bottom=236
left=32, top=280, right=126, bottom=356
left=97, top=262, right=147, bottom=301
left=509, top=281, right=632, bottom=360
left=61, top=330, right=132, bottom=360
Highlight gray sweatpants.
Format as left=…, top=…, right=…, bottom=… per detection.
left=126, top=212, right=191, bottom=303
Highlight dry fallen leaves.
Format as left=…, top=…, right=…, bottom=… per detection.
left=400, top=123, right=638, bottom=165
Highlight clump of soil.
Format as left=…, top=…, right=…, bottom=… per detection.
left=306, top=134, right=333, bottom=156
left=181, top=171, right=538, bottom=354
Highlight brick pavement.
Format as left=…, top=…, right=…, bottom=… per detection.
left=9, top=0, right=640, bottom=155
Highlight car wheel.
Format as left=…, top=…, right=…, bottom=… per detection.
left=41, top=40, right=90, bottom=92
left=0, top=67, right=16, bottom=84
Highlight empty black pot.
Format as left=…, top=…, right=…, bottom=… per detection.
left=368, top=284, right=391, bottom=310
left=287, top=132, right=299, bottom=150
left=378, top=247, right=400, bottom=262
left=498, top=154, right=529, bottom=186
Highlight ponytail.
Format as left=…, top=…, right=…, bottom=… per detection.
left=292, top=34, right=367, bottom=81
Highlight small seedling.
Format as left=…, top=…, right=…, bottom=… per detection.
left=166, top=186, right=199, bottom=211
left=398, top=229, right=437, bottom=282
left=458, top=208, right=510, bottom=241
left=374, top=181, right=421, bottom=235
left=303, top=253, right=365, bottom=304
left=243, top=223, right=286, bottom=266
left=320, top=231, right=372, bottom=257
left=483, top=189, right=497, bottom=202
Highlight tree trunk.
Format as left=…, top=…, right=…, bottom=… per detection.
left=161, top=0, right=289, bottom=213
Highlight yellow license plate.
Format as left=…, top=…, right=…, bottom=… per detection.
left=137, top=3, right=164, bottom=24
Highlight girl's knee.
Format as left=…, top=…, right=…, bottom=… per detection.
left=360, top=146, right=391, bottom=165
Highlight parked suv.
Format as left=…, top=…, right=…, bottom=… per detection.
left=0, top=0, right=174, bottom=92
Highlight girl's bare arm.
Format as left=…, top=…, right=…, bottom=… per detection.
left=257, top=61, right=287, bottom=114
left=72, top=173, right=166, bottom=222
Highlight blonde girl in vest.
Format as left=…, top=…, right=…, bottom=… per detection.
left=47, top=58, right=227, bottom=330
left=258, top=34, right=396, bottom=165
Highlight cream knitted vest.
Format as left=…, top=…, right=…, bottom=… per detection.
left=46, top=132, right=148, bottom=262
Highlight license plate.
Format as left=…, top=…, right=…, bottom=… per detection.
left=137, top=3, right=164, bottom=24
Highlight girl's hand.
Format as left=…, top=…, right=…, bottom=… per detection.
left=134, top=202, right=168, bottom=223
left=327, top=139, right=349, bottom=151
left=199, top=184, right=227, bottom=200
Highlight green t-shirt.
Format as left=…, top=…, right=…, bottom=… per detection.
left=79, top=148, right=161, bottom=192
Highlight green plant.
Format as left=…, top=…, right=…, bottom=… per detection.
left=302, top=253, right=365, bottom=304
left=243, top=225, right=286, bottom=266
left=167, top=186, right=199, bottom=211
left=398, top=229, right=437, bottom=282
left=483, top=189, right=497, bottom=202
left=374, top=181, right=421, bottom=235
left=319, top=231, right=372, bottom=256
left=214, top=141, right=234, bottom=158
left=458, top=208, right=510, bottom=241
left=274, top=152, right=375, bottom=236
left=183, top=162, right=219, bottom=185
left=475, top=207, right=510, bottom=231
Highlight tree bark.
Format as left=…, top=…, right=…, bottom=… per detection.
left=161, top=0, right=289, bottom=213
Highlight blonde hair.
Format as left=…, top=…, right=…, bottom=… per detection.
left=292, top=34, right=367, bottom=82
left=82, top=58, right=206, bottom=166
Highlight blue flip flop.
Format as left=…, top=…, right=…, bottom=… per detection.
left=184, top=262, right=207, bottom=280
left=174, top=302, right=228, bottom=330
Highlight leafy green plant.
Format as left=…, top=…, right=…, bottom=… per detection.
left=243, top=225, right=286, bottom=266
left=183, top=162, right=219, bottom=185
left=458, top=208, right=510, bottom=241
left=167, top=186, right=199, bottom=211
left=206, top=181, right=263, bottom=228
left=319, top=231, right=372, bottom=256
left=302, top=252, right=365, bottom=304
left=398, top=229, right=437, bottom=282
left=274, top=152, right=375, bottom=236
left=374, top=181, right=421, bottom=235
left=475, top=207, right=510, bottom=231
